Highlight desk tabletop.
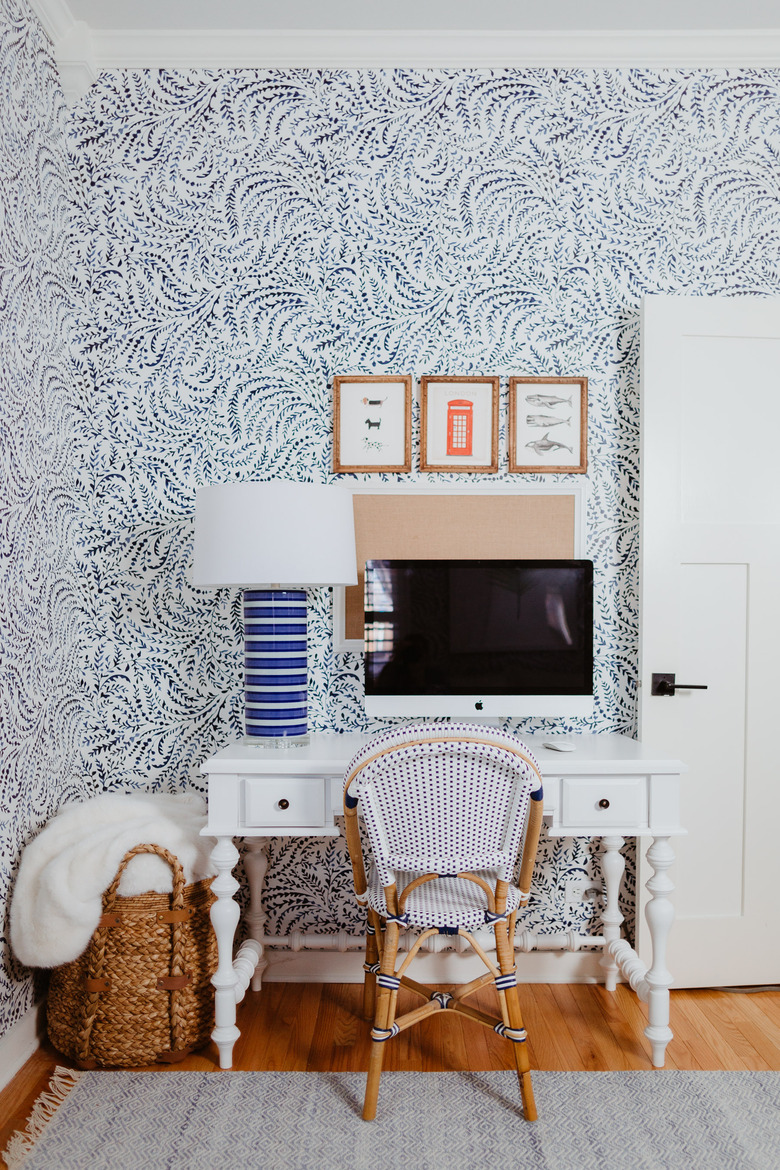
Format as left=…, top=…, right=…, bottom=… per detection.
left=201, top=731, right=685, bottom=777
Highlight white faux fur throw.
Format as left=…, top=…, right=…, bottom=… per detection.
left=10, top=792, right=217, bottom=968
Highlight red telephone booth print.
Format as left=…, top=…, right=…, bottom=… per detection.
left=446, top=399, right=474, bottom=456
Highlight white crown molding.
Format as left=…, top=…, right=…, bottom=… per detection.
left=26, top=0, right=75, bottom=44
left=23, top=10, right=780, bottom=106
left=27, top=0, right=97, bottom=103
left=56, top=24, right=97, bottom=103
left=83, top=27, right=780, bottom=72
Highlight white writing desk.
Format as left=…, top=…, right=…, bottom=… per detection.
left=201, top=732, right=685, bottom=1070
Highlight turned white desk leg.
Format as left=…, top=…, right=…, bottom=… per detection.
left=209, top=835, right=242, bottom=1069
left=600, top=835, right=625, bottom=992
left=644, top=835, right=676, bottom=1068
left=243, top=836, right=269, bottom=992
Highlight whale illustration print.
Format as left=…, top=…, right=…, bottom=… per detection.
left=526, top=413, right=571, bottom=428
left=525, top=393, right=573, bottom=407
left=526, top=432, right=573, bottom=455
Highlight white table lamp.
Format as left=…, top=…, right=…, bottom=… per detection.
left=193, top=481, right=357, bottom=745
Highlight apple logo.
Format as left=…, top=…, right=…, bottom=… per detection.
left=475, top=700, right=483, bottom=710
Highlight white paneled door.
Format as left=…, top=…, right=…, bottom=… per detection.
left=638, top=294, right=780, bottom=988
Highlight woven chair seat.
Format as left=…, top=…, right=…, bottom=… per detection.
left=367, top=866, right=524, bottom=930
left=385, top=851, right=511, bottom=872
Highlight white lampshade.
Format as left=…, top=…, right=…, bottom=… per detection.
left=192, top=481, right=357, bottom=588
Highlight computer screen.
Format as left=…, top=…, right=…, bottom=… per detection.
left=363, top=559, right=594, bottom=719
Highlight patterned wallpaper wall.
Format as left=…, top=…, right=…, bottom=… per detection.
left=4, top=24, right=780, bottom=1043
left=0, top=0, right=85, bottom=1040
left=68, top=67, right=780, bottom=944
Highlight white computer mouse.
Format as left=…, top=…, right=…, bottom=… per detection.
left=542, top=740, right=577, bottom=752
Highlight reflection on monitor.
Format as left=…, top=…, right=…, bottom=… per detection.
left=364, top=559, right=594, bottom=719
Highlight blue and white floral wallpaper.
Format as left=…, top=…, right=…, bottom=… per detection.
left=4, top=0, right=780, bottom=1045
left=0, top=0, right=86, bottom=1039
left=67, top=66, right=780, bottom=946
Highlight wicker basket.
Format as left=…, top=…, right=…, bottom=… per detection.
left=47, top=842, right=217, bottom=1068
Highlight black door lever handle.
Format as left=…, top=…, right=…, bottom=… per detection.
left=651, top=672, right=708, bottom=697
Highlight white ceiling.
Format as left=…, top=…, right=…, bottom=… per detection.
left=61, top=1, right=780, bottom=33
left=29, top=0, right=780, bottom=106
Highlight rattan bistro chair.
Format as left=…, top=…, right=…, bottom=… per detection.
left=342, top=723, right=544, bottom=1122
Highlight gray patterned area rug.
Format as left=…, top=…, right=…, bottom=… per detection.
left=6, top=1067, right=779, bottom=1170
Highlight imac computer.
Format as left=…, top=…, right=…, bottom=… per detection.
left=363, top=559, right=594, bottom=720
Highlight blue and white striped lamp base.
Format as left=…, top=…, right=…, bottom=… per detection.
left=243, top=590, right=309, bottom=745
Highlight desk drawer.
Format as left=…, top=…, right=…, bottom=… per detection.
left=561, top=777, right=647, bottom=828
left=243, top=775, right=327, bottom=829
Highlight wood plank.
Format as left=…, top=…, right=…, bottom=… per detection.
left=305, top=983, right=343, bottom=1072
left=325, top=987, right=370, bottom=1073
left=417, top=1008, right=446, bottom=1073
left=717, top=988, right=780, bottom=1036
left=592, top=985, right=688, bottom=1070
left=672, top=993, right=751, bottom=1071
left=666, top=993, right=733, bottom=1070
left=521, top=983, right=585, bottom=1071
left=719, top=991, right=780, bottom=1070
left=439, top=1005, right=472, bottom=1072
left=685, top=990, right=780, bottom=1071
left=448, top=985, right=506, bottom=1071
left=547, top=983, right=600, bottom=1070
left=659, top=1030, right=700, bottom=1072
left=581, top=985, right=650, bottom=1070
left=232, top=983, right=286, bottom=1070
left=572, top=985, right=636, bottom=1070
left=471, top=985, right=514, bottom=1069
left=280, top=982, right=323, bottom=1071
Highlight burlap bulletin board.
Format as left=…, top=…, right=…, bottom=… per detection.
left=342, top=492, right=579, bottom=643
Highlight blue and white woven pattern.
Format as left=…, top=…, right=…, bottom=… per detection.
left=345, top=723, right=542, bottom=917
left=243, top=590, right=308, bottom=739
left=6, top=1068, right=778, bottom=1170
left=367, top=867, right=525, bottom=930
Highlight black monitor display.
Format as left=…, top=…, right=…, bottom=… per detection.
left=363, top=559, right=593, bottom=719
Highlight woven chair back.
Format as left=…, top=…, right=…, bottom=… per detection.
left=344, top=723, right=542, bottom=888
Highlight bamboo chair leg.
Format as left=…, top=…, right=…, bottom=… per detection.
left=505, top=985, right=537, bottom=1122
left=362, top=919, right=380, bottom=1020
left=363, top=1029, right=386, bottom=1121
left=363, top=972, right=376, bottom=1021
left=494, top=918, right=537, bottom=1122
left=363, top=923, right=400, bottom=1121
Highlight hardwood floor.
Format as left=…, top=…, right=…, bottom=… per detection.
left=2, top=982, right=780, bottom=1162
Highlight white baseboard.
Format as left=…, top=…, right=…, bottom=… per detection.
left=0, top=1003, right=44, bottom=1092
left=262, top=947, right=607, bottom=984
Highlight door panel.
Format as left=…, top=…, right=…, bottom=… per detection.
left=673, top=563, right=747, bottom=922
left=680, top=335, right=780, bottom=525
left=638, top=294, right=780, bottom=987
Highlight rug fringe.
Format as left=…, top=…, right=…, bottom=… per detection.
left=3, top=1066, right=84, bottom=1170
